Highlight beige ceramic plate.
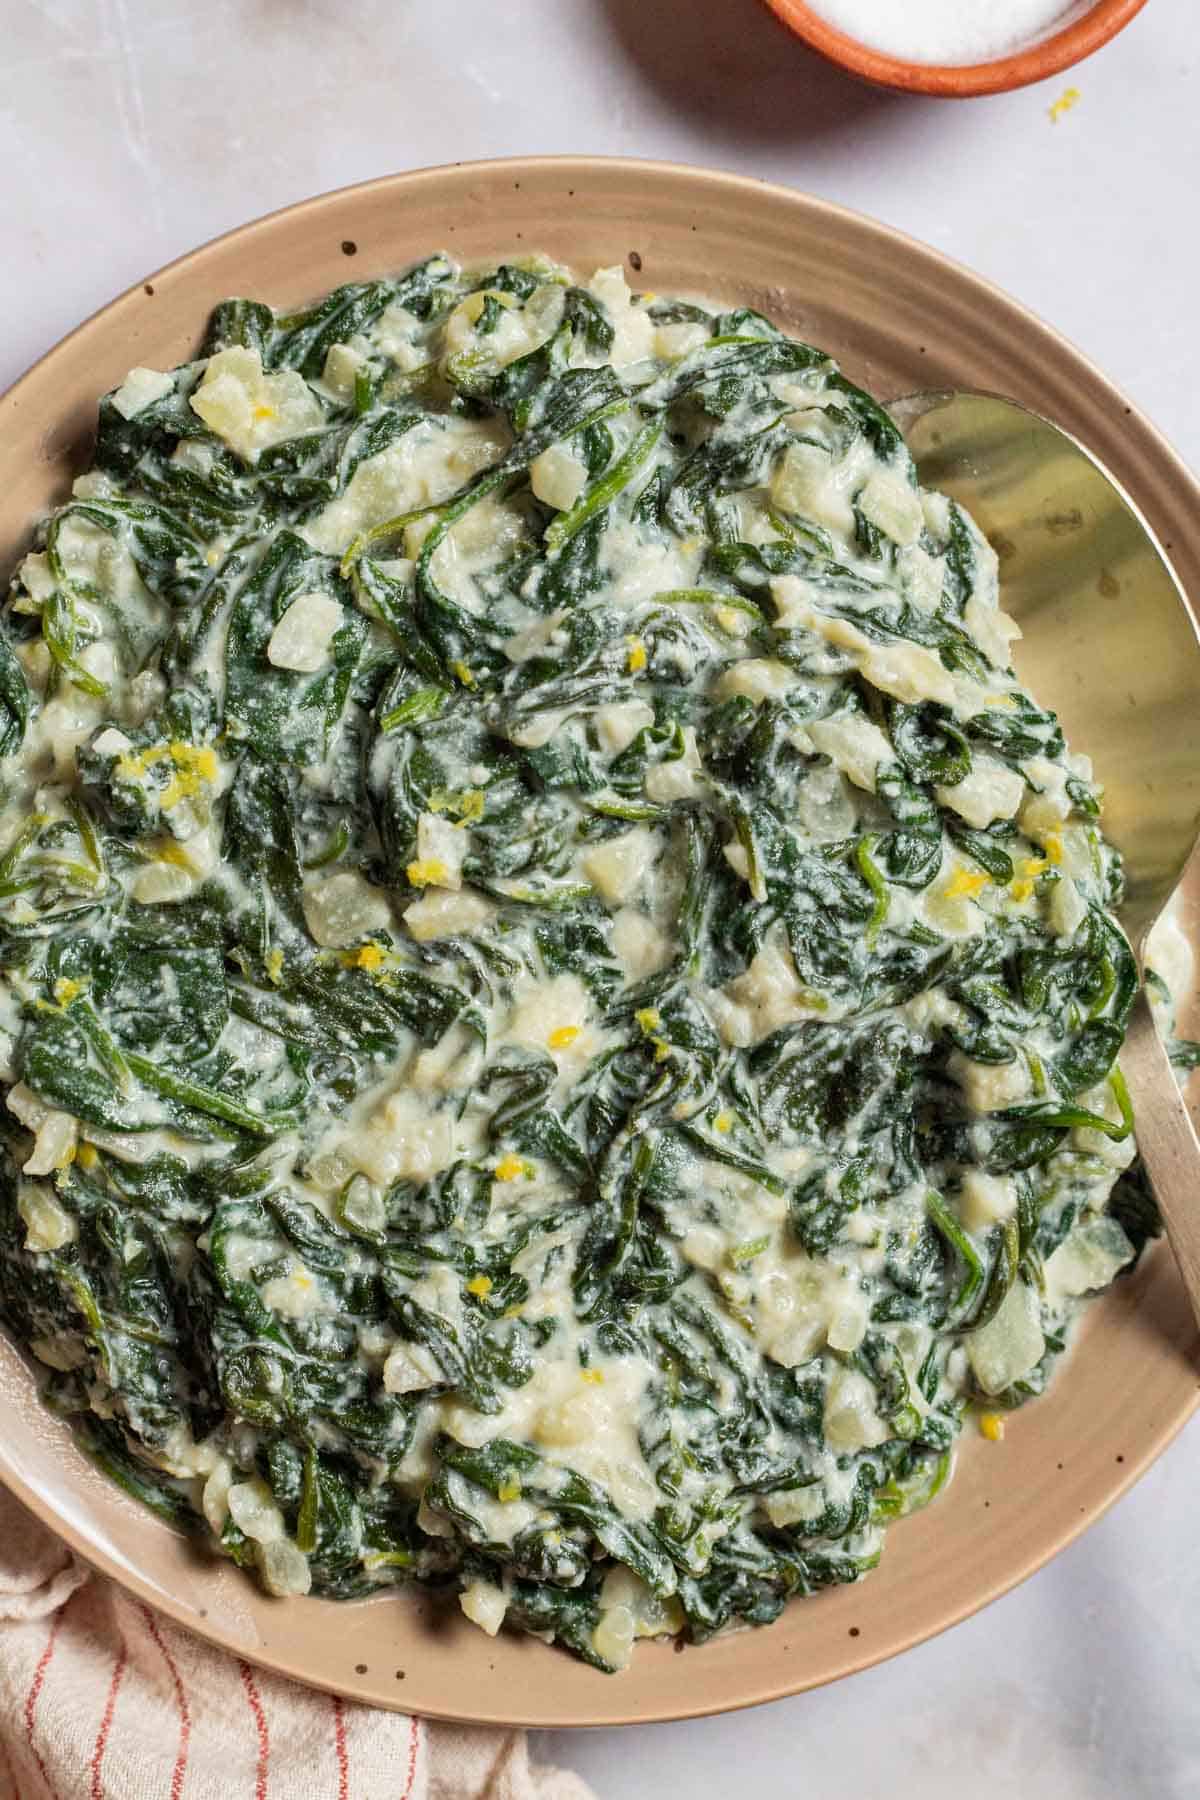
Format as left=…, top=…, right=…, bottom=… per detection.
left=1, top=157, right=1198, bottom=1728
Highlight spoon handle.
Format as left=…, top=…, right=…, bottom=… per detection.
left=1122, top=986, right=1200, bottom=1319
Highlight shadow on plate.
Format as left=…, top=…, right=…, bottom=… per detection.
left=594, top=0, right=905, bottom=145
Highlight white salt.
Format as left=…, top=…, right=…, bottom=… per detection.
left=807, top=0, right=1085, bottom=66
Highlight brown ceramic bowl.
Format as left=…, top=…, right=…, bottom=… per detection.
left=761, top=0, right=1150, bottom=97
left=1, top=156, right=1198, bottom=1727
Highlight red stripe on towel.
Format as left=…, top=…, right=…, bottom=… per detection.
left=238, top=1661, right=270, bottom=1800
left=401, top=1716, right=420, bottom=1800
left=137, top=1605, right=192, bottom=1800
left=331, top=1695, right=349, bottom=1800
left=23, top=1610, right=66, bottom=1800
left=88, top=1640, right=128, bottom=1799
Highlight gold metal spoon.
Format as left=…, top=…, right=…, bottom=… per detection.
left=892, top=390, right=1200, bottom=1318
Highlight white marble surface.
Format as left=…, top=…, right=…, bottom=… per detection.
left=3, top=2, right=1198, bottom=1794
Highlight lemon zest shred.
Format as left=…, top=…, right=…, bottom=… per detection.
left=118, top=741, right=216, bottom=811
left=53, top=977, right=82, bottom=1005
left=428, top=787, right=485, bottom=824
left=76, top=1143, right=99, bottom=1171
left=944, top=866, right=990, bottom=901
left=580, top=1367, right=604, bottom=1385
left=548, top=1024, right=581, bottom=1050
left=493, top=1154, right=527, bottom=1183
left=625, top=636, right=647, bottom=674
left=115, top=744, right=170, bottom=781
left=979, top=1411, right=1006, bottom=1442
left=406, top=858, right=449, bottom=889
left=1048, top=86, right=1081, bottom=124
left=466, top=1274, right=493, bottom=1297
left=497, top=1477, right=522, bottom=1503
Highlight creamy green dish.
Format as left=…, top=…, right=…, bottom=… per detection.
left=0, top=256, right=1160, bottom=1669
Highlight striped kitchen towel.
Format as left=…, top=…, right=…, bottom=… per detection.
left=0, top=1488, right=594, bottom=1800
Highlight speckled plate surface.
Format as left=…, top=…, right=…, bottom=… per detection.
left=1, top=157, right=1197, bottom=1728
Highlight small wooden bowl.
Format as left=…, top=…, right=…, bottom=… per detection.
left=761, top=0, right=1150, bottom=96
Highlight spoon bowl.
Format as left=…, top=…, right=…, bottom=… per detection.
left=893, top=388, right=1200, bottom=1307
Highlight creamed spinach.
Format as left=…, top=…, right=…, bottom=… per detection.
left=0, top=256, right=1161, bottom=1669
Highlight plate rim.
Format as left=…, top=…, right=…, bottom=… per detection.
left=1, top=153, right=1197, bottom=1728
